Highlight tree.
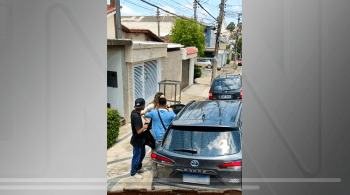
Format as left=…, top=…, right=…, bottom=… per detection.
left=237, top=22, right=242, bottom=30
left=227, top=22, right=235, bottom=31
left=237, top=37, right=242, bottom=56
left=169, top=19, right=206, bottom=57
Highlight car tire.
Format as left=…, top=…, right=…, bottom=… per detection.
left=207, top=65, right=212, bottom=69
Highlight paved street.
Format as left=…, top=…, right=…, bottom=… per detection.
left=107, top=61, right=242, bottom=192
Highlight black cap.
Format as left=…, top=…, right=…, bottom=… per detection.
left=134, top=98, right=145, bottom=109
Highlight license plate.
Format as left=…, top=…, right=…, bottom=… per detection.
left=221, top=95, right=232, bottom=99
left=183, top=173, right=210, bottom=185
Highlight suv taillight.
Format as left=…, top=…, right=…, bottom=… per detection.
left=151, top=152, right=174, bottom=163
left=209, top=90, right=213, bottom=100
left=218, top=161, right=242, bottom=168
left=240, top=90, right=242, bottom=99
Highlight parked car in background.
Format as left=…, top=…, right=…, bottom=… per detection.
left=151, top=100, right=242, bottom=190
left=238, top=58, right=242, bottom=66
left=197, top=59, right=212, bottom=68
left=209, top=75, right=242, bottom=100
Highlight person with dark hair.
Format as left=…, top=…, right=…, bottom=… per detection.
left=144, top=97, right=176, bottom=146
left=129, top=98, right=148, bottom=179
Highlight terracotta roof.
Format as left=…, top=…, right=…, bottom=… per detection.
left=122, top=25, right=163, bottom=42
left=162, top=39, right=173, bottom=43
left=186, top=47, right=198, bottom=55
left=107, top=5, right=122, bottom=15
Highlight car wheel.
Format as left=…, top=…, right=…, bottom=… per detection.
left=207, top=65, right=212, bottom=68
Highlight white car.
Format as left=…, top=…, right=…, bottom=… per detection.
left=197, top=59, right=212, bottom=68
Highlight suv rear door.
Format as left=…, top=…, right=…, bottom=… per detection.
left=155, top=127, right=242, bottom=187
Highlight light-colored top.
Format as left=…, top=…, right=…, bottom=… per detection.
left=141, top=103, right=155, bottom=115
left=144, top=109, right=176, bottom=141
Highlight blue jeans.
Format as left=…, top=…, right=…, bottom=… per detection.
left=130, top=145, right=146, bottom=176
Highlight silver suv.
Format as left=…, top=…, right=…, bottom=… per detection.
left=151, top=100, right=242, bottom=190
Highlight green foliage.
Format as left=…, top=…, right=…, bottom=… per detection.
left=194, top=65, right=202, bottom=79
left=227, top=58, right=231, bottom=64
left=107, top=108, right=121, bottom=149
left=237, top=37, right=242, bottom=54
left=226, top=45, right=230, bottom=50
left=227, top=22, right=235, bottom=30
left=169, top=19, right=206, bottom=57
left=237, top=22, right=242, bottom=29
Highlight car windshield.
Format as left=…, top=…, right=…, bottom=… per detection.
left=212, top=78, right=241, bottom=91
left=162, top=129, right=241, bottom=156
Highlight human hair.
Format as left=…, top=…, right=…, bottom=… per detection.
left=158, top=97, right=167, bottom=107
left=152, top=92, right=164, bottom=105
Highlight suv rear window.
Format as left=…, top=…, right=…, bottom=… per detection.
left=162, top=129, right=241, bottom=156
left=212, top=78, right=241, bottom=91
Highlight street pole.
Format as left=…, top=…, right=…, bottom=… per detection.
left=235, top=14, right=241, bottom=62
left=211, top=0, right=226, bottom=82
left=115, top=0, right=122, bottom=39
left=235, top=35, right=238, bottom=62
left=193, top=0, right=197, bottom=21
left=157, top=8, right=160, bottom=37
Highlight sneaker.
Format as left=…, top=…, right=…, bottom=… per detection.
left=130, top=173, right=143, bottom=179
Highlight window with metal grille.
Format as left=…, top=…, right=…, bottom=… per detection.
left=133, top=60, right=158, bottom=103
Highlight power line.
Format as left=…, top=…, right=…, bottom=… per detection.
left=169, top=0, right=194, bottom=12
left=182, top=0, right=217, bottom=23
left=194, top=0, right=217, bottom=21
left=156, top=0, right=198, bottom=18
left=139, top=0, right=189, bottom=19
left=199, top=0, right=218, bottom=10
left=123, top=0, right=155, bottom=12
left=157, top=0, right=211, bottom=20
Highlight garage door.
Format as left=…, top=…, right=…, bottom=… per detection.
left=133, top=60, right=159, bottom=103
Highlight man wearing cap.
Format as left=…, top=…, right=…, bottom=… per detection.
left=129, top=98, right=148, bottom=179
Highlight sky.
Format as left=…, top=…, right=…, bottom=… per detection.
left=107, top=0, right=242, bottom=27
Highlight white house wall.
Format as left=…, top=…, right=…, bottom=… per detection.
left=107, top=47, right=125, bottom=117
left=107, top=16, right=115, bottom=39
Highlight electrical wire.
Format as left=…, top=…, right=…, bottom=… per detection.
left=194, top=0, right=217, bottom=21
left=139, top=0, right=189, bottom=19
left=123, top=0, right=155, bottom=12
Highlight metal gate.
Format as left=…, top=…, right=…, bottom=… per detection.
left=133, top=60, right=158, bottom=103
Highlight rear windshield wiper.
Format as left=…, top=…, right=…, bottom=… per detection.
left=173, top=149, right=198, bottom=154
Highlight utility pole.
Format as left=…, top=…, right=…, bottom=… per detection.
left=156, top=8, right=160, bottom=37
left=211, top=0, right=226, bottom=82
left=115, top=0, right=122, bottom=39
left=193, top=0, right=197, bottom=21
left=235, top=33, right=238, bottom=62
left=235, top=13, right=241, bottom=61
